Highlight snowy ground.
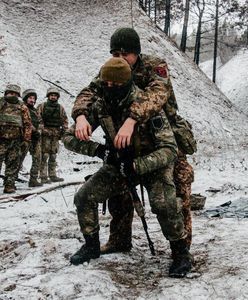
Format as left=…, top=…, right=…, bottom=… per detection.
left=1, top=0, right=248, bottom=299
left=1, top=148, right=248, bottom=300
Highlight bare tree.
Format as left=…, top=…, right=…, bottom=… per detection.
left=180, top=0, right=190, bottom=52
left=164, top=0, right=171, bottom=36
left=212, top=0, right=219, bottom=82
left=193, top=0, right=206, bottom=65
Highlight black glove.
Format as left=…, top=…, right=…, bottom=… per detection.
left=119, top=157, right=136, bottom=179
left=95, top=145, right=119, bottom=165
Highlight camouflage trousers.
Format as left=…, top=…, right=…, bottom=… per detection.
left=40, top=135, right=59, bottom=179
left=174, top=158, right=194, bottom=247
left=19, top=138, right=42, bottom=180
left=106, top=157, right=194, bottom=248
left=74, top=163, right=186, bottom=241
left=0, top=139, right=21, bottom=186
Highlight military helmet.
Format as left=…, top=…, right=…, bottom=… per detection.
left=46, top=87, right=60, bottom=98
left=4, top=84, right=21, bottom=97
left=100, top=57, right=132, bottom=84
left=22, top=89, right=37, bottom=102
left=110, top=27, right=141, bottom=54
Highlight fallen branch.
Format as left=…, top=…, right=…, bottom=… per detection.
left=36, top=73, right=75, bottom=97
left=0, top=180, right=83, bottom=203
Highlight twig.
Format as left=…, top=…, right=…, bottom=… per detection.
left=0, top=180, right=83, bottom=203
left=60, top=188, right=68, bottom=207
left=36, top=73, right=75, bottom=97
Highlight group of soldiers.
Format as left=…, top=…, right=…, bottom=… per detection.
left=1, top=26, right=197, bottom=278
left=0, top=85, right=68, bottom=193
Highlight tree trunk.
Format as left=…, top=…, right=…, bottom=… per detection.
left=193, top=0, right=205, bottom=65
left=180, top=0, right=190, bottom=52
left=164, top=0, right=171, bottom=36
left=212, top=0, right=219, bottom=83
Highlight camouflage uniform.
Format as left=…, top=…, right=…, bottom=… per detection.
left=0, top=85, right=32, bottom=192
left=64, top=84, right=186, bottom=242
left=19, top=104, right=43, bottom=183
left=37, top=97, right=68, bottom=181
left=71, top=54, right=194, bottom=249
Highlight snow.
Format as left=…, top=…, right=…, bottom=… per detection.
left=200, top=50, right=248, bottom=116
left=0, top=0, right=248, bottom=299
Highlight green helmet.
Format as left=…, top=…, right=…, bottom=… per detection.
left=46, top=87, right=60, bottom=98
left=110, top=27, right=141, bottom=54
left=4, top=84, right=21, bottom=97
left=22, top=89, right=37, bottom=102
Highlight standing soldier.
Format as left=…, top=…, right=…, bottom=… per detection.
left=19, top=89, right=43, bottom=187
left=64, top=58, right=193, bottom=278
left=0, top=84, right=32, bottom=193
left=71, top=28, right=196, bottom=253
left=38, top=87, right=68, bottom=183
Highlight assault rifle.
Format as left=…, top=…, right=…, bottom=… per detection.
left=101, top=116, right=155, bottom=256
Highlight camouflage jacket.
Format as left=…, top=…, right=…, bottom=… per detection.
left=71, top=54, right=178, bottom=123
left=37, top=101, right=68, bottom=138
left=0, top=97, right=32, bottom=141
left=64, top=85, right=178, bottom=175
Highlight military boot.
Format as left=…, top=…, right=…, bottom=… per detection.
left=3, top=185, right=16, bottom=194
left=29, top=178, right=43, bottom=187
left=50, top=176, right=64, bottom=182
left=40, top=177, right=51, bottom=184
left=70, top=232, right=100, bottom=265
left=169, top=239, right=193, bottom=278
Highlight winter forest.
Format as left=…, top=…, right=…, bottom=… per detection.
left=0, top=0, right=248, bottom=299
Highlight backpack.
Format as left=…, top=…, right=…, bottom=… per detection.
left=171, top=115, right=197, bottom=155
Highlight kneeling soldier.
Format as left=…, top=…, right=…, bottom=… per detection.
left=63, top=58, right=193, bottom=278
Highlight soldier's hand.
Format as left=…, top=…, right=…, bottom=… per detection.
left=114, top=118, right=137, bottom=149
left=75, top=115, right=92, bottom=141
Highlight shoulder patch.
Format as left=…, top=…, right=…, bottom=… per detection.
left=154, top=65, right=168, bottom=78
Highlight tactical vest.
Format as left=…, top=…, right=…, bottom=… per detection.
left=29, top=107, right=40, bottom=130
left=0, top=97, right=23, bottom=139
left=41, top=101, right=62, bottom=128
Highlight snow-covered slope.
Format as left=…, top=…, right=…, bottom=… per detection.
left=217, top=49, right=248, bottom=116
left=0, top=0, right=248, bottom=155
left=1, top=1, right=248, bottom=299
left=200, top=50, right=248, bottom=116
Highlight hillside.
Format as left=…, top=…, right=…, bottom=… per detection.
left=1, top=0, right=248, bottom=155
left=1, top=1, right=248, bottom=299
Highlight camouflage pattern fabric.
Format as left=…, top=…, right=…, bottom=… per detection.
left=74, top=164, right=186, bottom=241
left=70, top=53, right=194, bottom=247
left=107, top=192, right=134, bottom=248
left=40, top=136, right=60, bottom=179
left=174, top=157, right=194, bottom=247
left=71, top=54, right=178, bottom=122
left=18, top=105, right=43, bottom=180
left=0, top=139, right=21, bottom=186
left=38, top=100, right=68, bottom=179
left=19, top=139, right=41, bottom=180
left=0, top=97, right=32, bottom=141
left=64, top=87, right=186, bottom=241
